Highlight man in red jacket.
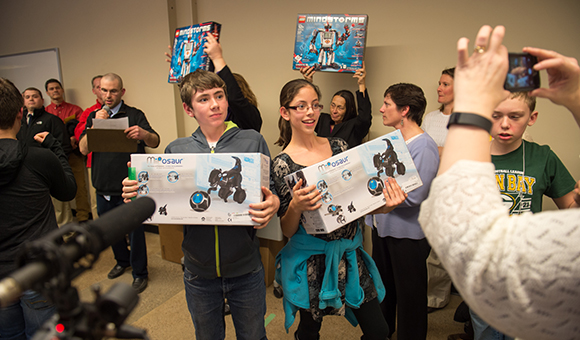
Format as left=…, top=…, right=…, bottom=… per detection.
left=45, top=78, right=89, bottom=224
left=75, top=75, right=103, bottom=220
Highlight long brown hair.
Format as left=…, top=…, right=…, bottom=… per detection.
left=274, top=79, right=321, bottom=149
left=332, top=90, right=357, bottom=122
left=438, top=67, right=455, bottom=112
left=233, top=73, right=258, bottom=107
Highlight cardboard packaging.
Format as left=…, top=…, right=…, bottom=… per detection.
left=167, top=22, right=221, bottom=83
left=159, top=224, right=184, bottom=264
left=86, top=129, right=138, bottom=153
left=159, top=224, right=285, bottom=286
left=292, top=14, right=368, bottom=73
left=284, top=130, right=422, bottom=234
left=130, top=153, right=270, bottom=226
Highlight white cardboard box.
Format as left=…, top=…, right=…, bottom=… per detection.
left=130, top=153, right=269, bottom=226
left=284, top=130, right=422, bottom=234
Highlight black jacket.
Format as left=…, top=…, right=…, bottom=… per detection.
left=17, top=107, right=72, bottom=155
left=0, top=136, right=76, bottom=279
left=166, top=123, right=271, bottom=279
left=315, top=89, right=372, bottom=149
left=219, top=65, right=262, bottom=132
left=82, top=102, right=159, bottom=196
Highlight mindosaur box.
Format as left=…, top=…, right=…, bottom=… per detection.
left=167, top=22, right=221, bottom=83
left=292, top=14, right=368, bottom=73
left=130, top=153, right=269, bottom=225
left=284, top=130, right=422, bottom=234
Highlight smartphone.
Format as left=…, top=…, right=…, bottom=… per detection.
left=504, top=53, right=540, bottom=92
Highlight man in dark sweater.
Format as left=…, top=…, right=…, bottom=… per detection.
left=17, top=87, right=75, bottom=227
left=17, top=87, right=71, bottom=155
left=79, top=73, right=159, bottom=293
left=0, top=78, right=77, bottom=339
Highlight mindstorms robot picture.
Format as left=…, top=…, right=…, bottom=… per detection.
left=308, top=22, right=351, bottom=71
left=293, top=14, right=368, bottom=73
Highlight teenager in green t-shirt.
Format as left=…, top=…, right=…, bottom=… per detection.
left=471, top=91, right=578, bottom=340
left=490, top=92, right=577, bottom=214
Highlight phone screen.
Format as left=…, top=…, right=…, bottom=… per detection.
left=505, top=53, right=540, bottom=92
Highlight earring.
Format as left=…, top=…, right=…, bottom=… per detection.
left=400, top=118, right=404, bottom=127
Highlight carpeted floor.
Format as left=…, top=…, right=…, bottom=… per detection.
left=71, top=232, right=464, bottom=339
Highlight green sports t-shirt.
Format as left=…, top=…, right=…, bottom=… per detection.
left=491, top=140, right=575, bottom=215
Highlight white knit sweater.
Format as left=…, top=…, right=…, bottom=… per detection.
left=419, top=160, right=580, bottom=340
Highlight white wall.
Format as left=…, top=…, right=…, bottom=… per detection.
left=0, top=0, right=178, bottom=151
left=1, top=0, right=578, bottom=210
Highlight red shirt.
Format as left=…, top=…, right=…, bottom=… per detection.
left=45, top=101, right=83, bottom=123
left=76, top=100, right=102, bottom=168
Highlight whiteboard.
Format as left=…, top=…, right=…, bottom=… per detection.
left=0, top=48, right=62, bottom=106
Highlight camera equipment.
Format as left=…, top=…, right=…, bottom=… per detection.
left=0, top=197, right=155, bottom=340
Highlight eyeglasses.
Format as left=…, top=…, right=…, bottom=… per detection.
left=287, top=103, right=323, bottom=113
left=330, top=103, right=345, bottom=111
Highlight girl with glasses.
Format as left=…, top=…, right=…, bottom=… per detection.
left=271, top=78, right=404, bottom=340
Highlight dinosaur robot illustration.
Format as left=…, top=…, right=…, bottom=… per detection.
left=207, top=156, right=246, bottom=203
left=373, top=138, right=406, bottom=178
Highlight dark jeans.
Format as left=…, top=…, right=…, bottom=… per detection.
left=470, top=309, right=514, bottom=340
left=97, top=194, right=148, bottom=278
left=372, top=229, right=430, bottom=340
left=295, top=298, right=389, bottom=340
left=183, top=265, right=267, bottom=340
left=0, top=290, right=55, bottom=340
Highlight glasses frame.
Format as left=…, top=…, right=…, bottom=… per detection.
left=287, top=103, right=324, bottom=113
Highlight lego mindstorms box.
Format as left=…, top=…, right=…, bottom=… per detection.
left=167, top=22, right=221, bottom=83
left=130, top=153, right=269, bottom=226
left=292, top=14, right=368, bottom=73
left=284, top=130, right=422, bottom=234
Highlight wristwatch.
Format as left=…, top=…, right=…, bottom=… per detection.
left=447, top=112, right=492, bottom=133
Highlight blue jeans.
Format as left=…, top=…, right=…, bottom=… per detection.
left=97, top=195, right=148, bottom=278
left=470, top=309, right=514, bottom=340
left=183, top=265, right=267, bottom=340
left=0, top=290, right=56, bottom=340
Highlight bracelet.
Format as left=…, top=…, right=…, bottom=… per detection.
left=447, top=112, right=492, bottom=133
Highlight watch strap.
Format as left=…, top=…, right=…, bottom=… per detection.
left=447, top=112, right=492, bottom=133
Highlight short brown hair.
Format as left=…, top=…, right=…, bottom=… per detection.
left=179, top=69, right=227, bottom=109
left=102, top=73, right=124, bottom=89
left=23, top=87, right=43, bottom=99
left=384, top=83, right=427, bottom=126
left=91, top=75, right=103, bottom=88
left=0, top=78, right=24, bottom=129
left=45, top=78, right=62, bottom=91
left=509, top=91, right=536, bottom=112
